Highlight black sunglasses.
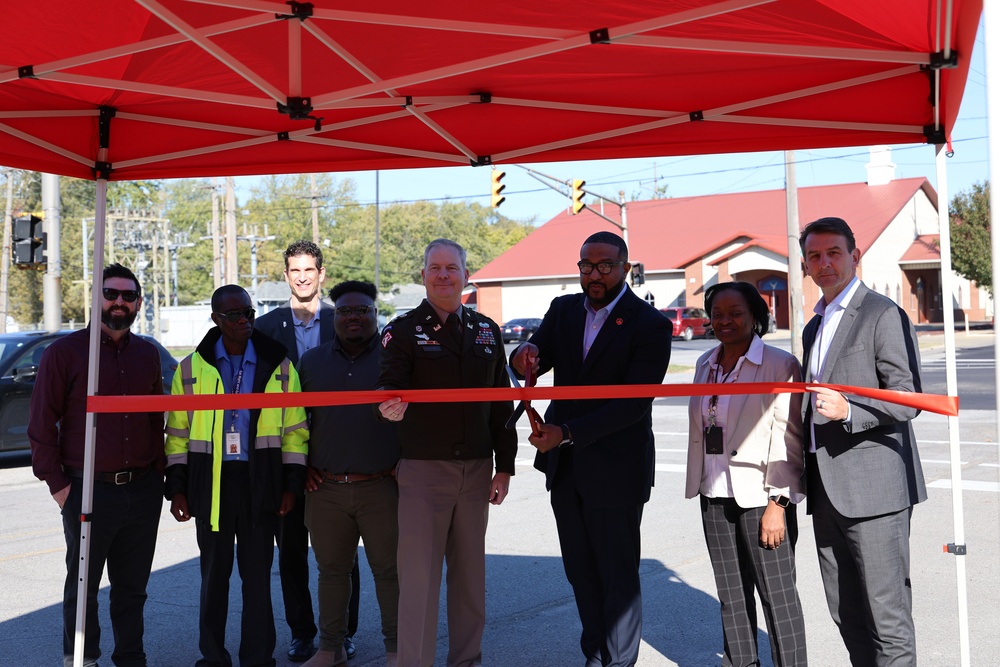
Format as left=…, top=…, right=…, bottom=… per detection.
left=577, top=260, right=625, bottom=275
left=335, top=305, right=376, bottom=317
left=215, top=307, right=256, bottom=323
left=102, top=288, right=139, bottom=303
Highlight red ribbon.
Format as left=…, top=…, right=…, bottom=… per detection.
left=88, top=382, right=958, bottom=417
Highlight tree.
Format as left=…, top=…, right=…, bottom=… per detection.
left=949, top=181, right=991, bottom=296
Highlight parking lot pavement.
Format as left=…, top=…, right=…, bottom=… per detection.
left=2, top=375, right=998, bottom=665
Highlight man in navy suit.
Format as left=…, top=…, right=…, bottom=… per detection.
left=257, top=240, right=366, bottom=662
left=510, top=231, right=671, bottom=667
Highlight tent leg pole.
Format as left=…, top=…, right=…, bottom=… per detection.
left=73, top=178, right=108, bottom=667
left=935, top=144, right=970, bottom=667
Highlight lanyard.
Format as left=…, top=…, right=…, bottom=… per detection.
left=229, top=362, right=245, bottom=432
left=707, top=357, right=741, bottom=427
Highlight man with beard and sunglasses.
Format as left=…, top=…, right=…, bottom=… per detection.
left=165, top=284, right=309, bottom=667
left=29, top=263, right=166, bottom=667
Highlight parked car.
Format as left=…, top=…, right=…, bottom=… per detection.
left=0, top=330, right=177, bottom=466
left=660, top=307, right=712, bottom=341
left=501, top=317, right=542, bottom=343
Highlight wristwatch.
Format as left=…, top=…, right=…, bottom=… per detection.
left=559, top=423, right=573, bottom=447
left=769, top=495, right=790, bottom=508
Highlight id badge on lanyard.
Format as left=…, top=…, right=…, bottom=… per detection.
left=226, top=431, right=242, bottom=456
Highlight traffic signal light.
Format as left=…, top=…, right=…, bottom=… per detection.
left=571, top=179, right=586, bottom=214
left=11, top=214, right=45, bottom=266
left=632, top=262, right=645, bottom=286
left=491, top=169, right=506, bottom=208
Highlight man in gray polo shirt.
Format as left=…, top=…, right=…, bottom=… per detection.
left=299, top=280, right=400, bottom=667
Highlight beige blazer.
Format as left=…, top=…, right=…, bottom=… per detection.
left=685, top=336, right=804, bottom=508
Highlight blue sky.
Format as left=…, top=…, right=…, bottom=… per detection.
left=236, top=21, right=990, bottom=226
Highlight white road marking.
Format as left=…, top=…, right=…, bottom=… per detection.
left=928, top=479, right=1000, bottom=493
left=920, top=440, right=998, bottom=447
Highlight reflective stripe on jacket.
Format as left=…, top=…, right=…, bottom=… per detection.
left=165, top=330, right=308, bottom=531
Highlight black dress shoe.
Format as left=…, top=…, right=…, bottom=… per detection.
left=287, top=637, right=316, bottom=662
left=344, top=636, right=357, bottom=659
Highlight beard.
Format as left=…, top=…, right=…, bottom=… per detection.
left=101, top=305, right=138, bottom=331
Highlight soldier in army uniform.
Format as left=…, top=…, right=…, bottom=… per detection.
left=377, top=238, right=516, bottom=667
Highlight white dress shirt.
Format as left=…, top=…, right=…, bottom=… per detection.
left=808, top=275, right=861, bottom=452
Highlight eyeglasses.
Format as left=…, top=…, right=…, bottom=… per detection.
left=577, top=261, right=625, bottom=275
left=215, top=307, right=256, bottom=323
left=335, top=305, right=376, bottom=317
left=102, top=288, right=139, bottom=303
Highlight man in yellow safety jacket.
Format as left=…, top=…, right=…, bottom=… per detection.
left=165, top=284, right=309, bottom=667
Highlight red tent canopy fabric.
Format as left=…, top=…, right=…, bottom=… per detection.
left=0, top=0, right=983, bottom=182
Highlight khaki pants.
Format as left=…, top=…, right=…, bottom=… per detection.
left=395, top=458, right=492, bottom=667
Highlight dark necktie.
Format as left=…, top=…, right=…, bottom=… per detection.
left=446, top=313, right=463, bottom=344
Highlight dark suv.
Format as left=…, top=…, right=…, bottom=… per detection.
left=0, top=330, right=177, bottom=466
left=659, top=307, right=711, bottom=341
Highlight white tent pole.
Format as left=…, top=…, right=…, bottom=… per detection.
left=73, top=177, right=107, bottom=667
left=935, top=143, right=970, bottom=667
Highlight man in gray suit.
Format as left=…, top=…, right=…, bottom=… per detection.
left=800, top=217, right=926, bottom=667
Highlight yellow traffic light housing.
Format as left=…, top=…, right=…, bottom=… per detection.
left=571, top=179, right=586, bottom=214
left=491, top=169, right=506, bottom=208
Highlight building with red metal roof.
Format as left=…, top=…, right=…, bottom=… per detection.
left=471, top=152, right=990, bottom=328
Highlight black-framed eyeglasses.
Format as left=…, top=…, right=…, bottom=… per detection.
left=335, top=305, right=376, bottom=317
left=102, top=288, right=139, bottom=303
left=215, top=307, right=255, bottom=323
left=577, top=260, right=625, bottom=275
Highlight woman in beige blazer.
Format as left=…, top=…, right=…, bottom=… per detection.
left=685, top=281, right=807, bottom=667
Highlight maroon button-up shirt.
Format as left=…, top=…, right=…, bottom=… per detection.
left=28, top=327, right=165, bottom=496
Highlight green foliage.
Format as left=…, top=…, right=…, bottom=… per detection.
left=3, top=171, right=535, bottom=325
left=949, top=181, right=992, bottom=296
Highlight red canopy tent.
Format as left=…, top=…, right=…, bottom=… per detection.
left=0, top=0, right=982, bottom=180
left=0, top=1, right=985, bottom=666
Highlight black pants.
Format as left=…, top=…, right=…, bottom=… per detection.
left=550, top=449, right=644, bottom=667
left=196, top=463, right=277, bottom=667
left=277, top=497, right=362, bottom=640
left=62, top=469, right=163, bottom=667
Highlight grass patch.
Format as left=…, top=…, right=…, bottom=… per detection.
left=667, top=364, right=694, bottom=374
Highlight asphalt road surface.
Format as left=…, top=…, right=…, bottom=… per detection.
left=2, top=336, right=997, bottom=666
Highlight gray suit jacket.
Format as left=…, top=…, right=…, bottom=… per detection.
left=254, top=300, right=335, bottom=365
left=802, top=282, right=927, bottom=519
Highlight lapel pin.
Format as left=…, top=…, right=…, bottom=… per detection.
left=616, top=317, right=623, bottom=325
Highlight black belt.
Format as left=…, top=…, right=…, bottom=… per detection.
left=64, top=465, right=151, bottom=485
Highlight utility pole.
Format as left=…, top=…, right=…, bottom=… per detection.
left=224, top=177, right=238, bottom=285
left=0, top=169, right=13, bottom=332
left=375, top=171, right=381, bottom=292
left=310, top=173, right=320, bottom=246
left=784, top=150, right=804, bottom=357
left=42, top=173, right=61, bottom=332
left=239, top=224, right=275, bottom=294
left=212, top=179, right=222, bottom=290
left=167, top=227, right=195, bottom=307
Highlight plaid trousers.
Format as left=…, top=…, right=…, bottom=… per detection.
left=700, top=495, right=808, bottom=667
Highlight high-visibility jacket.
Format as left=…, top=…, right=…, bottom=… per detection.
left=164, top=328, right=308, bottom=531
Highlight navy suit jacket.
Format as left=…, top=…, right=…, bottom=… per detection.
left=516, top=287, right=672, bottom=508
left=255, top=300, right=335, bottom=365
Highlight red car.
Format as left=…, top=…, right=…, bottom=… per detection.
left=659, top=307, right=711, bottom=341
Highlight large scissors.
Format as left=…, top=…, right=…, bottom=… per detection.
left=505, top=363, right=544, bottom=437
